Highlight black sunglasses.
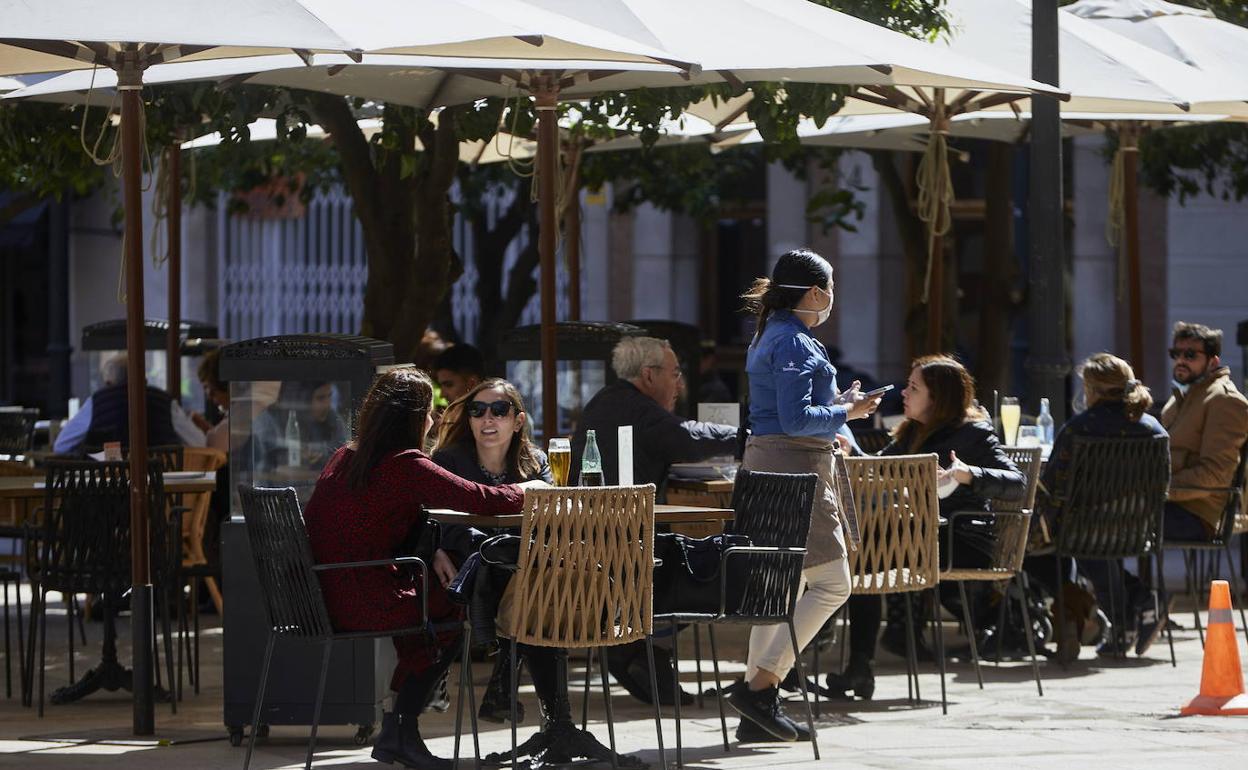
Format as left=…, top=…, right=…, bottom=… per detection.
left=1168, top=348, right=1204, bottom=361
left=468, top=399, right=515, bottom=419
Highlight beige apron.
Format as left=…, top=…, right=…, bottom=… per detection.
left=742, top=434, right=847, bottom=566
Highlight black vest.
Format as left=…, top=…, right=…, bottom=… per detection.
left=84, top=383, right=181, bottom=451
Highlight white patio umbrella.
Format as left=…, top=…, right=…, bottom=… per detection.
left=0, top=0, right=693, bottom=737
left=1065, top=0, right=1248, bottom=75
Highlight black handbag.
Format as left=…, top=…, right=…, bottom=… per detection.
left=652, top=532, right=752, bottom=616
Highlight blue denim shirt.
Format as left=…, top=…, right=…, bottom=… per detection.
left=746, top=311, right=847, bottom=441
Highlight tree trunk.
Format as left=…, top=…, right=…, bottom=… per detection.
left=977, top=142, right=1017, bottom=403
left=871, top=151, right=928, bottom=361
left=470, top=182, right=538, bottom=367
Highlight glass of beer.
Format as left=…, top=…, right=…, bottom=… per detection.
left=548, top=437, right=571, bottom=486
left=1000, top=396, right=1021, bottom=445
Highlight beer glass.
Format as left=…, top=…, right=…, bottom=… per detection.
left=1000, top=397, right=1021, bottom=445
left=548, top=437, right=571, bottom=486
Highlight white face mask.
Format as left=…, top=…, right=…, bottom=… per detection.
left=778, top=284, right=833, bottom=326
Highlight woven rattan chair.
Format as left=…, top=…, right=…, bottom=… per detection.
left=237, top=486, right=471, bottom=770
left=26, top=460, right=176, bottom=716
left=497, top=485, right=664, bottom=770
left=937, top=445, right=1045, bottom=695
left=844, top=454, right=946, bottom=712
left=655, top=469, right=819, bottom=765
left=1051, top=434, right=1173, bottom=666
left=1168, top=439, right=1248, bottom=649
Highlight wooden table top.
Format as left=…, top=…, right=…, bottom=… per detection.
left=0, top=472, right=218, bottom=499
left=427, top=502, right=734, bottom=528
left=666, top=478, right=735, bottom=493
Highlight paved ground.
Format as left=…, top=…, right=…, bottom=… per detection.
left=2, top=590, right=1247, bottom=770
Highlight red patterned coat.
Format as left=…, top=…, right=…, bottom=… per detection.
left=304, top=446, right=523, bottom=688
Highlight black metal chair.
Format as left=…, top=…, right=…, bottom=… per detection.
left=1, top=564, right=23, bottom=700
left=1167, top=439, right=1248, bottom=649
left=850, top=426, right=892, bottom=455
left=237, top=486, right=472, bottom=770
left=1051, top=435, right=1174, bottom=666
left=25, top=460, right=178, bottom=715
left=0, top=409, right=38, bottom=456
left=655, top=469, right=819, bottom=765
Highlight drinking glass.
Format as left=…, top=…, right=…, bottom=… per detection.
left=1000, top=397, right=1021, bottom=445
left=548, top=437, right=571, bottom=486
left=1016, top=425, right=1042, bottom=448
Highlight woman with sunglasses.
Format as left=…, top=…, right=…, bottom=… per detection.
left=433, top=379, right=551, bottom=725
left=303, top=368, right=542, bottom=770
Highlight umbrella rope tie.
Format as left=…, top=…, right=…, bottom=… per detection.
left=917, top=130, right=953, bottom=303
left=495, top=88, right=534, bottom=178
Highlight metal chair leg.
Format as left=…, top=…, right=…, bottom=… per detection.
left=706, top=625, right=729, bottom=753
left=3, top=580, right=10, bottom=699
left=453, top=623, right=468, bottom=769
left=1155, top=550, right=1176, bottom=667
left=509, top=637, right=519, bottom=770
left=304, top=640, right=333, bottom=770
left=465, top=632, right=481, bottom=767
left=669, top=618, right=683, bottom=768
left=1184, top=550, right=1205, bottom=646
left=37, top=589, right=48, bottom=718
left=786, top=620, right=820, bottom=761
left=243, top=633, right=276, bottom=770
left=691, top=625, right=704, bottom=710
left=994, top=581, right=1008, bottom=667
left=958, top=581, right=984, bottom=689
left=1054, top=554, right=1068, bottom=668
left=1016, top=573, right=1044, bottom=697
left=66, top=593, right=75, bottom=685
left=930, top=589, right=947, bottom=716
left=581, top=646, right=594, bottom=731
left=903, top=593, right=921, bottom=703
left=644, top=635, right=668, bottom=770
left=1105, top=560, right=1122, bottom=660
left=598, top=647, right=619, bottom=770
left=1222, top=542, right=1248, bottom=650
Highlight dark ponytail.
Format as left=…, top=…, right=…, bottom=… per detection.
left=740, top=248, right=833, bottom=342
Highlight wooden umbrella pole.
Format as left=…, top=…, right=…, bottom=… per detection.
left=1121, top=128, right=1144, bottom=375
left=535, top=77, right=560, bottom=441
left=119, top=52, right=155, bottom=736
left=166, top=142, right=182, bottom=402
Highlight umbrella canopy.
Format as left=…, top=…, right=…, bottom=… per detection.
left=1065, top=0, right=1248, bottom=75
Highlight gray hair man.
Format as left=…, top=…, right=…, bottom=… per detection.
left=570, top=336, right=739, bottom=707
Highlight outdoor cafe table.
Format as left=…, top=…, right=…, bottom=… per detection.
left=427, top=501, right=733, bottom=768
left=0, top=471, right=217, bottom=706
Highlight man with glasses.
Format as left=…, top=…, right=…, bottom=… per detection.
left=570, top=336, right=738, bottom=707
left=1162, top=322, right=1248, bottom=541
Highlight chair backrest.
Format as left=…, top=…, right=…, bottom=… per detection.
left=506, top=485, right=655, bottom=649
left=178, top=447, right=228, bottom=566
left=36, top=460, right=161, bottom=595
left=237, top=485, right=334, bottom=639
left=725, top=469, right=817, bottom=619
left=996, top=445, right=1043, bottom=513
left=850, top=427, right=892, bottom=455
left=1219, top=439, right=1248, bottom=538
left=1055, top=434, right=1170, bottom=558
left=0, top=410, right=37, bottom=455
left=843, top=454, right=940, bottom=595
left=145, top=445, right=185, bottom=472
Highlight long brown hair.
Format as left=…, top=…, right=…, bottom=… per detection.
left=1080, top=352, right=1153, bottom=422
left=344, top=367, right=434, bottom=490
left=740, top=248, right=833, bottom=343
left=892, top=355, right=984, bottom=452
left=433, top=378, right=543, bottom=481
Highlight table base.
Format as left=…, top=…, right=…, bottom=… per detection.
left=485, top=719, right=647, bottom=769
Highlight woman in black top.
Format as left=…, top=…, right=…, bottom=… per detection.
left=432, top=378, right=551, bottom=724
left=828, top=355, right=1024, bottom=700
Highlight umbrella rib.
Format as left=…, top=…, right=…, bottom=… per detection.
left=0, top=38, right=107, bottom=67
left=714, top=99, right=752, bottom=131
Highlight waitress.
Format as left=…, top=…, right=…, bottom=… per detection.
left=726, top=248, right=880, bottom=743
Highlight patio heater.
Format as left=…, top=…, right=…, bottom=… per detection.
left=81, top=318, right=220, bottom=414
left=217, top=333, right=393, bottom=747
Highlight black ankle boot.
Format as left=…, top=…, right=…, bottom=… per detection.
left=478, top=645, right=525, bottom=724
left=371, top=712, right=452, bottom=770
left=726, top=683, right=797, bottom=742
left=525, top=647, right=573, bottom=727
left=825, top=656, right=875, bottom=700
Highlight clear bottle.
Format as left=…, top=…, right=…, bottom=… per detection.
left=1037, top=397, right=1055, bottom=447
left=580, top=429, right=604, bottom=486
left=285, top=409, right=302, bottom=467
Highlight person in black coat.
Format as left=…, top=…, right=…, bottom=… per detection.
left=431, top=378, right=552, bottom=726
left=827, top=355, right=1024, bottom=700
left=570, top=337, right=738, bottom=497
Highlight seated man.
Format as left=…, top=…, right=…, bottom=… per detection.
left=1161, top=322, right=1248, bottom=542
left=571, top=336, right=738, bottom=491
left=433, top=343, right=485, bottom=406
left=571, top=336, right=738, bottom=707
left=54, top=353, right=205, bottom=455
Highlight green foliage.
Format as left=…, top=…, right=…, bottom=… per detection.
left=0, top=101, right=109, bottom=202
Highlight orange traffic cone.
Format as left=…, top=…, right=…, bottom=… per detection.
left=1181, top=580, right=1248, bottom=716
